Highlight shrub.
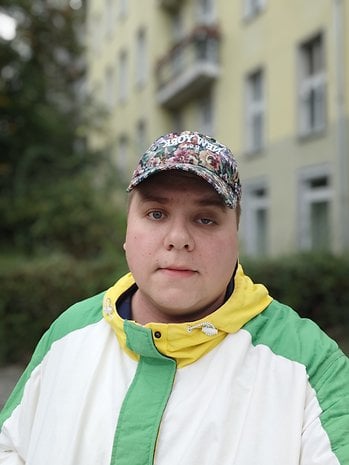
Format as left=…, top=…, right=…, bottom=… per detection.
left=0, top=252, right=128, bottom=365
left=242, top=253, right=349, bottom=331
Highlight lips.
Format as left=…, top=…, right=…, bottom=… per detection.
left=158, top=265, right=197, bottom=277
left=163, top=265, right=193, bottom=271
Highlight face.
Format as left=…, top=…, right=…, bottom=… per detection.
left=124, top=172, right=239, bottom=324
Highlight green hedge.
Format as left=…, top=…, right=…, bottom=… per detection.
left=242, top=253, right=349, bottom=331
left=0, top=252, right=128, bottom=365
left=1, top=253, right=348, bottom=365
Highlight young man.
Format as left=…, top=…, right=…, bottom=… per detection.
left=0, top=131, right=348, bottom=464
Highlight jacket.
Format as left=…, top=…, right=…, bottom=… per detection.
left=1, top=265, right=348, bottom=464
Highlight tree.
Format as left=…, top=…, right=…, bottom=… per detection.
left=0, top=0, right=125, bottom=257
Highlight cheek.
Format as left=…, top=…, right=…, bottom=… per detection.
left=124, top=228, right=156, bottom=264
left=124, top=236, right=143, bottom=277
left=125, top=221, right=142, bottom=249
left=206, top=233, right=238, bottom=267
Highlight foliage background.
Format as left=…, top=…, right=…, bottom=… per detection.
left=0, top=0, right=128, bottom=365
left=0, top=0, right=125, bottom=258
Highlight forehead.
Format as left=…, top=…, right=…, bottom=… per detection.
left=131, top=171, right=225, bottom=205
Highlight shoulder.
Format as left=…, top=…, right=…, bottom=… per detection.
left=244, top=301, right=349, bottom=464
left=49, top=290, right=105, bottom=336
left=29, top=290, right=106, bottom=362
left=0, top=291, right=107, bottom=427
left=243, top=299, right=343, bottom=363
left=243, top=299, right=349, bottom=387
left=36, top=290, right=106, bottom=356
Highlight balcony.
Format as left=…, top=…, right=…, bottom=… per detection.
left=155, top=25, right=221, bottom=109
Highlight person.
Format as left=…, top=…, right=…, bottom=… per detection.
left=0, top=130, right=348, bottom=465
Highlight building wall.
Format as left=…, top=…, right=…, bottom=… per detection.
left=86, top=0, right=349, bottom=257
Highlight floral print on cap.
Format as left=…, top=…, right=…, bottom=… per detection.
left=127, top=131, right=242, bottom=208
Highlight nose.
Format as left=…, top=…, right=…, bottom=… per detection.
left=163, top=218, right=194, bottom=251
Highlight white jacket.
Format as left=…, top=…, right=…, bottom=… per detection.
left=1, top=266, right=348, bottom=464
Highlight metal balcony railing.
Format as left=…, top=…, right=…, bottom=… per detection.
left=155, top=25, right=221, bottom=108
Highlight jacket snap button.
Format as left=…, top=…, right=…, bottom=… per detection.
left=154, top=331, right=162, bottom=339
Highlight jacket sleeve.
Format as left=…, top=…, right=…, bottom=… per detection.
left=0, top=423, right=25, bottom=464
left=301, top=348, right=349, bottom=465
left=0, top=318, right=53, bottom=465
left=1, top=293, right=104, bottom=464
left=0, top=362, right=43, bottom=464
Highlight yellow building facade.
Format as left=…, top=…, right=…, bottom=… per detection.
left=86, top=0, right=349, bottom=257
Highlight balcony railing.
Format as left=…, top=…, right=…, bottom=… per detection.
left=155, top=25, right=221, bottom=109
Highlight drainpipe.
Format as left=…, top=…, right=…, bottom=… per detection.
left=333, top=0, right=349, bottom=252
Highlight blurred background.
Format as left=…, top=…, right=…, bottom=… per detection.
left=0, top=0, right=348, bottom=400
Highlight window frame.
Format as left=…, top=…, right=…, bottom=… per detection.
left=297, top=32, right=327, bottom=138
left=117, top=134, right=129, bottom=173
left=136, top=120, right=147, bottom=156
left=135, top=28, right=147, bottom=88
left=298, top=164, right=333, bottom=251
left=196, top=0, right=216, bottom=24
left=197, top=91, right=214, bottom=136
left=104, top=66, right=116, bottom=110
left=104, top=0, right=115, bottom=38
left=244, top=67, right=266, bottom=155
left=118, top=50, right=128, bottom=103
left=242, top=179, right=270, bottom=256
left=243, top=0, right=266, bottom=20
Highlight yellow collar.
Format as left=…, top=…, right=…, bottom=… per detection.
left=103, top=265, right=272, bottom=368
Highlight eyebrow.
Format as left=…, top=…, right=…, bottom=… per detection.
left=139, top=191, right=227, bottom=211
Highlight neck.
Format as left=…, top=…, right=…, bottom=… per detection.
left=131, top=289, right=226, bottom=325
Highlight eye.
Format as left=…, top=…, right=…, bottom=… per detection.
left=197, top=217, right=215, bottom=225
left=147, top=210, right=164, bottom=220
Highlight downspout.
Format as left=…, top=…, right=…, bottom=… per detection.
left=333, top=0, right=349, bottom=252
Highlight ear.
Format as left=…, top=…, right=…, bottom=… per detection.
left=123, top=242, right=126, bottom=251
left=235, top=203, right=241, bottom=230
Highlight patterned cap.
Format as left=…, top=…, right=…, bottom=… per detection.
left=127, top=131, right=241, bottom=208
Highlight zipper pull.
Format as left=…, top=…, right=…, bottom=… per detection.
left=186, top=322, right=218, bottom=336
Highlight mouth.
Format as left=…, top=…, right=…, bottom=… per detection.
left=158, top=266, right=197, bottom=277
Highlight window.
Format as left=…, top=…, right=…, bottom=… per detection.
left=118, top=0, right=128, bottom=19
left=197, top=93, right=214, bottom=136
left=243, top=0, right=266, bottom=19
left=136, top=120, right=147, bottom=156
left=104, top=0, right=115, bottom=37
left=298, top=167, right=332, bottom=251
left=92, top=81, right=103, bottom=106
left=169, top=10, right=184, bottom=76
left=104, top=66, right=115, bottom=109
left=197, top=0, right=216, bottom=24
left=171, top=9, right=184, bottom=42
left=195, top=33, right=218, bottom=63
left=245, top=68, right=265, bottom=153
left=298, top=33, right=326, bottom=136
left=117, top=135, right=128, bottom=173
left=171, top=110, right=184, bottom=133
left=118, top=50, right=128, bottom=103
left=91, top=13, right=103, bottom=55
left=135, top=29, right=147, bottom=88
left=243, top=182, right=269, bottom=256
